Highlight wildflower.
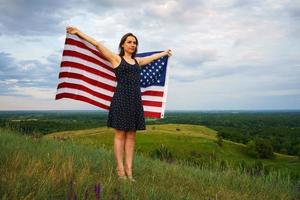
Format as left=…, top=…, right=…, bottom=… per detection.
left=94, top=183, right=101, bottom=200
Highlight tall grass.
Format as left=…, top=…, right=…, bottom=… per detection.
left=1, top=129, right=299, bottom=200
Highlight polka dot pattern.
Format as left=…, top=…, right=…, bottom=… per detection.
left=107, top=56, right=146, bottom=131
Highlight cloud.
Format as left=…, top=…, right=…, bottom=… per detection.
left=0, top=0, right=162, bottom=36
left=0, top=0, right=300, bottom=110
left=0, top=51, right=60, bottom=96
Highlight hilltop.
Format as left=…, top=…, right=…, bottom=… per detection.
left=1, top=128, right=298, bottom=199
left=46, top=124, right=300, bottom=177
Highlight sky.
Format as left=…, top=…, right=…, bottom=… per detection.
left=0, top=0, right=299, bottom=111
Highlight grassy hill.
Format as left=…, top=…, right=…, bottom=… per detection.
left=1, top=125, right=299, bottom=199
left=46, top=124, right=300, bottom=178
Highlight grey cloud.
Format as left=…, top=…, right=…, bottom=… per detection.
left=171, top=64, right=251, bottom=83
left=0, top=0, right=70, bottom=36
left=0, top=51, right=60, bottom=96
left=231, top=0, right=262, bottom=8
left=182, top=49, right=217, bottom=67
left=285, top=3, right=300, bottom=20
left=0, top=0, right=162, bottom=36
left=0, top=52, right=14, bottom=69
left=0, top=0, right=113, bottom=36
left=139, top=0, right=209, bottom=31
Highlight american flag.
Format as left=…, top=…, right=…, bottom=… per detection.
left=55, top=33, right=170, bottom=118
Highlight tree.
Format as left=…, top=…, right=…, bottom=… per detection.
left=216, top=135, right=223, bottom=147
left=247, top=138, right=274, bottom=159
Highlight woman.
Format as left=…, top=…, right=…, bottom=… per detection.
left=66, top=26, right=172, bottom=181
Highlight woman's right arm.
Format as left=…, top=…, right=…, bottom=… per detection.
left=66, top=26, right=120, bottom=66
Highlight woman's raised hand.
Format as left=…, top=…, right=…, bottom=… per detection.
left=164, top=49, right=172, bottom=57
left=66, top=26, right=79, bottom=35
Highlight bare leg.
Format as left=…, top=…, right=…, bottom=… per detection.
left=124, top=131, right=136, bottom=177
left=114, top=129, right=126, bottom=177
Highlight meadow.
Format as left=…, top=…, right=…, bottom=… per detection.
left=1, top=110, right=300, bottom=199
left=46, top=124, right=300, bottom=180
left=1, top=128, right=299, bottom=200
left=1, top=110, right=299, bottom=156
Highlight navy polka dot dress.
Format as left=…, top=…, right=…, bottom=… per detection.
left=107, top=56, right=146, bottom=131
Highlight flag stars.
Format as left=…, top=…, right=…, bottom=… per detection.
left=138, top=54, right=167, bottom=87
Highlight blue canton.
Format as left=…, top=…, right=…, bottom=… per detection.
left=136, top=51, right=169, bottom=88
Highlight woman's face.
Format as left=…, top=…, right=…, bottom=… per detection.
left=122, top=36, right=137, bottom=54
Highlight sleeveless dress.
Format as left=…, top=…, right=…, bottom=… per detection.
left=107, top=56, right=146, bottom=131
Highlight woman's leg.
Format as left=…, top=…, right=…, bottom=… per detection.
left=124, top=131, right=136, bottom=177
left=114, top=129, right=126, bottom=177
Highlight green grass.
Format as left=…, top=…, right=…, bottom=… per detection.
left=1, top=127, right=299, bottom=199
left=46, top=124, right=300, bottom=178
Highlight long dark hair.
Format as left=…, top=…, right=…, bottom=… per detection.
left=118, top=33, right=138, bottom=58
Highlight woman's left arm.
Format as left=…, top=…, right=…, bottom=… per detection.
left=137, top=49, right=172, bottom=66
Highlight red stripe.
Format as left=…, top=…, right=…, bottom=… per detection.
left=55, top=93, right=110, bottom=110
left=142, top=100, right=162, bottom=107
left=59, top=72, right=116, bottom=92
left=65, top=38, right=108, bottom=62
left=60, top=61, right=116, bottom=82
left=57, top=82, right=113, bottom=101
left=56, top=93, right=162, bottom=118
left=63, top=50, right=113, bottom=72
left=141, top=90, right=164, bottom=97
left=144, top=111, right=161, bottom=118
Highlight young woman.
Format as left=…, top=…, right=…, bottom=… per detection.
left=66, top=26, right=172, bottom=181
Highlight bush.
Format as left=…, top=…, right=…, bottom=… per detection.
left=216, top=135, right=223, bottom=147
left=247, top=138, right=274, bottom=159
left=295, top=144, right=300, bottom=160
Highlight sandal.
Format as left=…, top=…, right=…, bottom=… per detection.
left=125, top=170, right=136, bottom=182
left=116, top=168, right=127, bottom=180
left=118, top=175, right=127, bottom=181
left=127, top=176, right=136, bottom=182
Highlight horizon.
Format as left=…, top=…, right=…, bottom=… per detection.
left=1, top=109, right=299, bottom=112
